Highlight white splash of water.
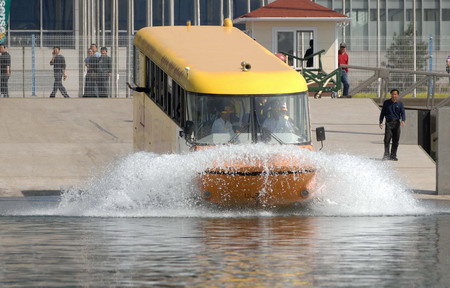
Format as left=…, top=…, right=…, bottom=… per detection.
left=307, top=152, right=426, bottom=216
left=48, top=144, right=427, bottom=217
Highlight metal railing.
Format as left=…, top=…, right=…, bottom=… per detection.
left=343, top=64, right=450, bottom=110
left=281, top=50, right=342, bottom=98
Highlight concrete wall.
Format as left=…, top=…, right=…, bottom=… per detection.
left=246, top=20, right=339, bottom=73
left=401, top=110, right=418, bottom=145
left=437, top=107, right=450, bottom=195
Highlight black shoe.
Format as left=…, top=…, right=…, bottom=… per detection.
left=390, top=155, right=398, bottom=161
left=382, top=154, right=390, bottom=161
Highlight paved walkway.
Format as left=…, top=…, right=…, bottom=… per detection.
left=0, top=98, right=133, bottom=196
left=310, top=98, right=437, bottom=195
left=0, top=97, right=442, bottom=199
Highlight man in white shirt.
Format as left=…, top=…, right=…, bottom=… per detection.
left=262, top=101, right=294, bottom=133
left=212, top=105, right=235, bottom=134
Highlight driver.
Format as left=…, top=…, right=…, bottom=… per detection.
left=212, top=105, right=235, bottom=134
left=262, top=101, right=294, bottom=133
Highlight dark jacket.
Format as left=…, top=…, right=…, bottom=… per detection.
left=0, top=51, right=11, bottom=75
left=50, top=55, right=66, bottom=74
left=97, top=55, right=112, bottom=74
left=379, top=99, right=406, bottom=124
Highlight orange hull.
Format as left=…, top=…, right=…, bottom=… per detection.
left=197, top=146, right=316, bottom=208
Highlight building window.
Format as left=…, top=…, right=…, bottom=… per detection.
left=388, top=9, right=402, bottom=21
left=370, top=9, right=386, bottom=21
left=9, top=0, right=74, bottom=47
left=406, top=9, right=422, bottom=22
left=135, top=0, right=148, bottom=30
left=175, top=0, right=195, bottom=26
left=443, top=9, right=450, bottom=21
left=10, top=0, right=40, bottom=30
left=42, top=0, right=74, bottom=30
left=200, top=0, right=222, bottom=25
left=424, top=9, right=439, bottom=21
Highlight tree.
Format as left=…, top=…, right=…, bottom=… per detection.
left=385, top=25, right=428, bottom=91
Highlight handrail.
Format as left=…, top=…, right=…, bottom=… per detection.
left=281, top=49, right=326, bottom=62
left=341, top=64, right=450, bottom=110
left=280, top=50, right=326, bottom=71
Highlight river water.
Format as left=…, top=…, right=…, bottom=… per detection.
left=1, top=145, right=449, bottom=287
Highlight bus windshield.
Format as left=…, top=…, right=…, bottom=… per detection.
left=186, top=92, right=311, bottom=145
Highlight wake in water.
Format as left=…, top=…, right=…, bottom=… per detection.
left=40, top=144, right=428, bottom=217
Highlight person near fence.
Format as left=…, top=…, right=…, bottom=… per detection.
left=338, top=43, right=350, bottom=97
left=446, top=55, right=450, bottom=74
left=90, top=43, right=101, bottom=58
left=379, top=89, right=405, bottom=161
left=304, top=40, right=314, bottom=68
left=49, top=46, right=70, bottom=98
left=97, top=47, right=112, bottom=97
left=0, top=44, right=11, bottom=98
left=83, top=48, right=98, bottom=97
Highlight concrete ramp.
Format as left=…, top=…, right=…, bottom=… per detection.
left=310, top=98, right=436, bottom=193
left=0, top=99, right=133, bottom=196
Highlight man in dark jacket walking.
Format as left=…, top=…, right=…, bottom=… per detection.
left=379, top=89, right=406, bottom=161
left=49, top=46, right=70, bottom=98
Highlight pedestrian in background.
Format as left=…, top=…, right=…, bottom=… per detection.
left=97, top=47, right=111, bottom=97
left=49, top=46, right=70, bottom=98
left=338, top=43, right=350, bottom=97
left=0, top=44, right=11, bottom=98
left=379, top=89, right=405, bottom=161
left=83, top=48, right=98, bottom=97
left=304, top=40, right=314, bottom=68
left=90, top=43, right=101, bottom=58
left=446, top=55, right=450, bottom=74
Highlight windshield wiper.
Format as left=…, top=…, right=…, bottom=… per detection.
left=261, top=127, right=286, bottom=144
left=228, top=122, right=250, bottom=144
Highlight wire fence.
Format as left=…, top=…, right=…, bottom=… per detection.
left=345, top=35, right=450, bottom=97
left=2, top=35, right=450, bottom=98
left=5, top=35, right=132, bottom=98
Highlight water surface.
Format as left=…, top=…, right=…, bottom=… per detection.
left=1, top=146, right=449, bottom=287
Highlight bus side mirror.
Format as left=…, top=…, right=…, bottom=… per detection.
left=316, top=127, right=326, bottom=141
left=316, top=127, right=326, bottom=150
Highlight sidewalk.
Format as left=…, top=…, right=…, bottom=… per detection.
left=0, top=98, right=133, bottom=196
left=309, top=98, right=437, bottom=194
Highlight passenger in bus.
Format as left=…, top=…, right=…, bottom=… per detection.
left=255, top=97, right=269, bottom=124
left=212, top=105, right=236, bottom=134
left=262, top=101, right=294, bottom=133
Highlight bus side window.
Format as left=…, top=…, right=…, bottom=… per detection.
left=172, top=81, right=180, bottom=123
left=150, top=61, right=157, bottom=100
left=166, top=76, right=172, bottom=115
left=146, top=57, right=151, bottom=97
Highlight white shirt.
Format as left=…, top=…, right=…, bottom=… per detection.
left=212, top=117, right=233, bottom=134
left=262, top=116, right=294, bottom=133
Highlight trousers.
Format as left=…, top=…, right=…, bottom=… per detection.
left=50, top=73, right=70, bottom=98
left=384, top=119, right=401, bottom=157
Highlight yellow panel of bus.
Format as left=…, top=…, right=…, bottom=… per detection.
left=132, top=20, right=319, bottom=208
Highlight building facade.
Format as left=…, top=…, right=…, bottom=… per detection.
left=6, top=0, right=449, bottom=50
left=3, top=0, right=448, bottom=98
left=314, top=0, right=450, bottom=51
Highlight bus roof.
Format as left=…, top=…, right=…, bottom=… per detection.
left=134, top=25, right=307, bottom=95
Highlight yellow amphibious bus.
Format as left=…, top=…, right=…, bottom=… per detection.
left=132, top=19, right=324, bottom=208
